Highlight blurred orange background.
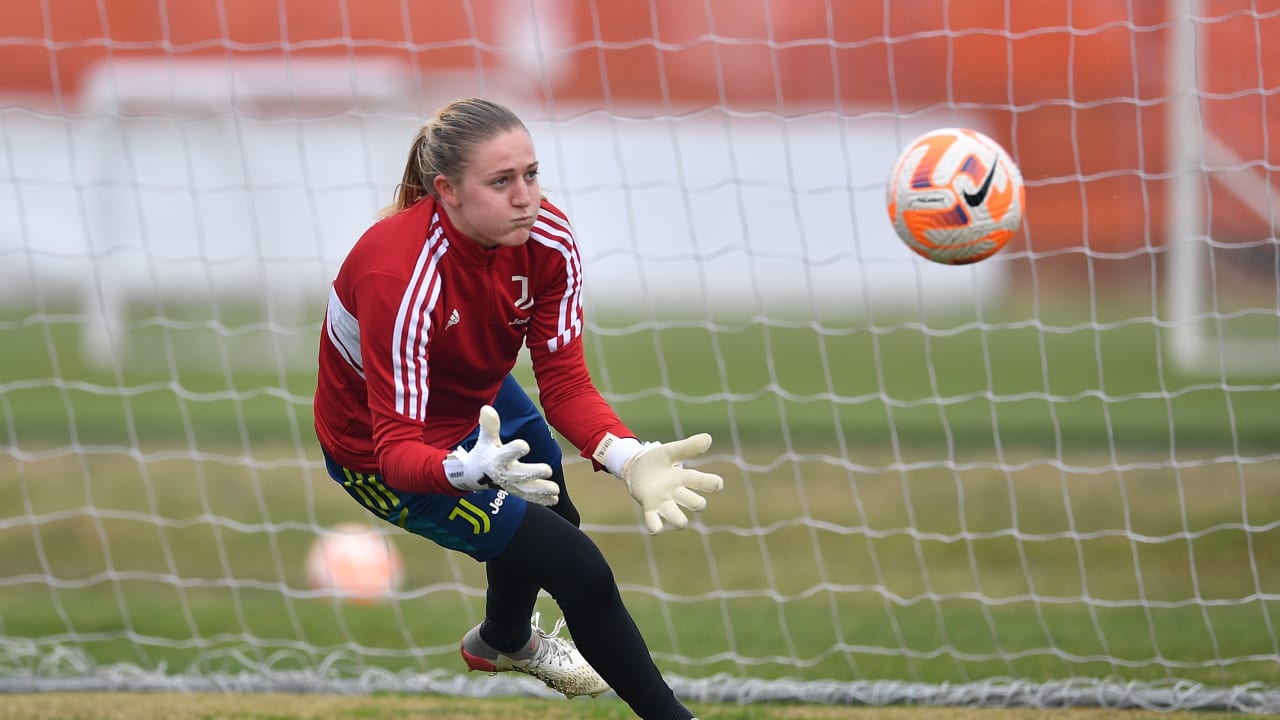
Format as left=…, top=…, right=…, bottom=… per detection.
left=3, top=0, right=1277, bottom=264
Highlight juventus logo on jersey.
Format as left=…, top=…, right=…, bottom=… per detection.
left=512, top=275, right=533, bottom=310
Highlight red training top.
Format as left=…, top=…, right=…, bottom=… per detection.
left=314, top=196, right=631, bottom=494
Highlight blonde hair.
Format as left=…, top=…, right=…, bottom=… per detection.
left=380, top=98, right=527, bottom=218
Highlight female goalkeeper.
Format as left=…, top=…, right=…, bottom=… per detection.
left=312, top=97, right=722, bottom=720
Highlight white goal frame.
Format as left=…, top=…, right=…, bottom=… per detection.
left=1166, top=0, right=1280, bottom=374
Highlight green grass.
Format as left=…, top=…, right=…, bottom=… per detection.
left=0, top=692, right=1255, bottom=720
left=1, top=298, right=1278, bottom=710
left=3, top=298, right=1277, bottom=452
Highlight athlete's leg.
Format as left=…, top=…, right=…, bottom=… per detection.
left=468, top=378, right=691, bottom=716
left=484, top=504, right=695, bottom=719
left=480, top=374, right=579, bottom=651
left=319, top=380, right=688, bottom=712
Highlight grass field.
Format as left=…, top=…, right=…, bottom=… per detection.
left=0, top=693, right=1258, bottom=720
left=2, top=298, right=1278, bottom=717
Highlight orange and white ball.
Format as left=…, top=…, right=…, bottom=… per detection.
left=887, top=127, right=1024, bottom=265
left=306, top=522, right=404, bottom=603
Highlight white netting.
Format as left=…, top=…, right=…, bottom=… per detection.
left=1, top=0, right=1278, bottom=712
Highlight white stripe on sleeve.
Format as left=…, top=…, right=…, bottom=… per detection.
left=325, top=284, right=364, bottom=378
left=530, top=217, right=583, bottom=353
left=392, top=226, right=448, bottom=420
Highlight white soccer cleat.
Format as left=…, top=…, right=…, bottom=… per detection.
left=460, top=612, right=611, bottom=699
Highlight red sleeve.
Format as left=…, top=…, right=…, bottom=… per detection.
left=353, top=269, right=460, bottom=496
left=523, top=202, right=634, bottom=466
left=531, top=336, right=633, bottom=468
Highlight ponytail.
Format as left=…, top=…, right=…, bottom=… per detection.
left=377, top=98, right=527, bottom=219
left=379, top=126, right=431, bottom=218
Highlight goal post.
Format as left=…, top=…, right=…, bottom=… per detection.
left=1166, top=0, right=1208, bottom=373
left=1165, top=0, right=1280, bottom=374
left=1, top=0, right=1278, bottom=713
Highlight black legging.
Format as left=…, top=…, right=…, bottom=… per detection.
left=481, top=471, right=694, bottom=720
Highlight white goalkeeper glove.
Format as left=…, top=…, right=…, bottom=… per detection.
left=443, top=405, right=560, bottom=506
left=594, top=432, right=724, bottom=534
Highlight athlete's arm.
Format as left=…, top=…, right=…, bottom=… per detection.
left=530, top=337, right=631, bottom=460
left=526, top=202, right=723, bottom=531
left=531, top=311, right=723, bottom=533
left=354, top=269, right=458, bottom=495
left=523, top=204, right=633, bottom=461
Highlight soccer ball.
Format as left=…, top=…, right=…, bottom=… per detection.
left=306, top=522, right=404, bottom=603
left=886, top=127, right=1024, bottom=265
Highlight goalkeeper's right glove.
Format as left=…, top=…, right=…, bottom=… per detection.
left=443, top=405, right=560, bottom=506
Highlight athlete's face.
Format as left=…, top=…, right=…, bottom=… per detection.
left=435, top=128, right=540, bottom=249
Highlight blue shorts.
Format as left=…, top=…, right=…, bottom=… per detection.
left=321, top=375, right=563, bottom=562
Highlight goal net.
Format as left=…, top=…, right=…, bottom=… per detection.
left=2, top=0, right=1277, bottom=712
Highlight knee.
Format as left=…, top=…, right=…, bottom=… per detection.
left=551, top=537, right=618, bottom=607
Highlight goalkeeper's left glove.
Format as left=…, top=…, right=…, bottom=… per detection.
left=444, top=405, right=560, bottom=506
left=594, top=432, right=723, bottom=534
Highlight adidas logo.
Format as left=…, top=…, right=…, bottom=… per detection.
left=446, top=308, right=460, bottom=329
